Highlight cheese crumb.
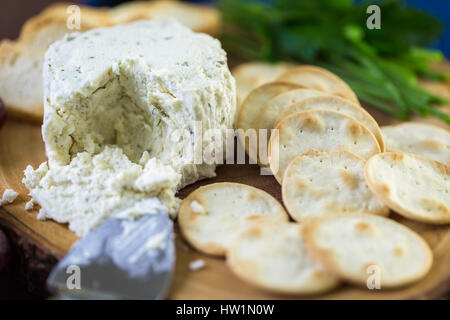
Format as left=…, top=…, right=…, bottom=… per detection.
left=190, top=200, right=205, bottom=214
left=37, top=208, right=47, bottom=221
left=0, top=189, right=19, bottom=206
left=25, top=198, right=36, bottom=211
left=189, top=259, right=206, bottom=271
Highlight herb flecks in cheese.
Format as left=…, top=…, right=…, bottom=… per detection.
left=24, top=20, right=236, bottom=237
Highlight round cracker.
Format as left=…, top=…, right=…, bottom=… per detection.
left=254, top=88, right=326, bottom=132
left=233, top=62, right=292, bottom=80
left=274, top=96, right=385, bottom=151
left=236, top=81, right=304, bottom=162
left=268, top=110, right=381, bottom=183
left=365, top=152, right=450, bottom=224
left=276, top=65, right=359, bottom=104
left=227, top=222, right=340, bottom=295
left=304, top=213, right=433, bottom=288
left=251, top=88, right=326, bottom=165
left=381, top=122, right=450, bottom=165
left=232, top=62, right=292, bottom=109
left=178, top=182, right=289, bottom=256
left=282, top=150, right=389, bottom=222
left=237, top=81, right=304, bottom=132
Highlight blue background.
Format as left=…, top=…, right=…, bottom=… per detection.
left=404, top=0, right=449, bottom=58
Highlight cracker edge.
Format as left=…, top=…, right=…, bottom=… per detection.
left=178, top=182, right=289, bottom=257
left=303, top=212, right=434, bottom=288
left=364, top=152, right=450, bottom=224
left=227, top=222, right=340, bottom=295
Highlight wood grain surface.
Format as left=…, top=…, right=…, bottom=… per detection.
left=0, top=73, right=449, bottom=299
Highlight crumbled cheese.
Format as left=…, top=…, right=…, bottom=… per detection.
left=189, top=259, right=206, bottom=271
left=128, top=230, right=168, bottom=264
left=23, top=20, right=235, bottom=237
left=190, top=200, right=205, bottom=214
left=37, top=208, right=47, bottom=221
left=24, top=199, right=36, bottom=211
left=24, top=148, right=181, bottom=236
left=0, top=189, right=18, bottom=206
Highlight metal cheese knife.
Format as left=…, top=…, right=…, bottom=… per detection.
left=47, top=198, right=175, bottom=300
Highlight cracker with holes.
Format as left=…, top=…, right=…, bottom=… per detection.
left=268, top=110, right=380, bottom=183
left=252, top=88, right=326, bottom=165
left=232, top=62, right=292, bottom=109
left=236, top=81, right=304, bottom=162
left=305, top=213, right=433, bottom=288
left=254, top=88, right=326, bottom=132
left=282, top=150, right=389, bottom=222
left=237, top=81, right=303, bottom=132
left=365, top=152, right=450, bottom=224
left=276, top=65, right=359, bottom=104
left=178, top=183, right=289, bottom=256
left=382, top=123, right=450, bottom=165
left=227, top=222, right=340, bottom=295
left=275, top=96, right=385, bottom=151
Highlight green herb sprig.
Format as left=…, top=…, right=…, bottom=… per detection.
left=219, top=0, right=450, bottom=123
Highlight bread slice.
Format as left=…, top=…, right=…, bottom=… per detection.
left=282, top=150, right=389, bottom=222
left=0, top=0, right=219, bottom=123
left=227, top=221, right=340, bottom=295
left=178, top=182, right=288, bottom=256
left=365, top=152, right=450, bottom=224
left=304, top=213, right=433, bottom=288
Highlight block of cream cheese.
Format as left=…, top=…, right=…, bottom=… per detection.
left=23, top=19, right=236, bottom=237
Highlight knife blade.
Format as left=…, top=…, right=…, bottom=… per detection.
left=46, top=198, right=175, bottom=300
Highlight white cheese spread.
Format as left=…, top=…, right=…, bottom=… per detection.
left=23, top=20, right=236, bottom=237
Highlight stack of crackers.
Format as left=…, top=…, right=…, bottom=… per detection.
left=178, top=63, right=449, bottom=295
left=0, top=0, right=219, bottom=122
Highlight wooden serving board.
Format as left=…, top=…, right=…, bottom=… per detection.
left=1, top=76, right=449, bottom=300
